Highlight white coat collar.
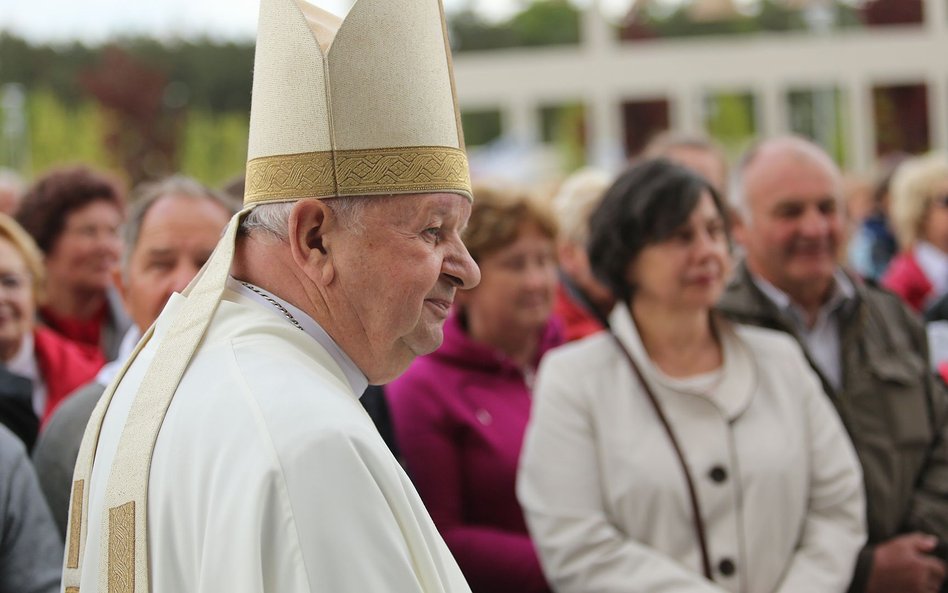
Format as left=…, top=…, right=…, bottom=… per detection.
left=227, top=277, right=369, bottom=397
left=608, top=302, right=757, bottom=421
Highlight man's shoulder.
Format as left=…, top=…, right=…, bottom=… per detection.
left=34, top=381, right=105, bottom=458
left=717, top=265, right=779, bottom=325
left=854, top=278, right=925, bottom=334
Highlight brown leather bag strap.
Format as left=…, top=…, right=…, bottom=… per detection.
left=608, top=331, right=715, bottom=581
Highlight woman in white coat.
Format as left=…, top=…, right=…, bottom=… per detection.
left=517, top=159, right=866, bottom=593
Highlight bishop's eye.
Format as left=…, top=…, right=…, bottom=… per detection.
left=423, top=227, right=442, bottom=242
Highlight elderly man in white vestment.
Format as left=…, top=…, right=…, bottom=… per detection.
left=61, top=0, right=481, bottom=592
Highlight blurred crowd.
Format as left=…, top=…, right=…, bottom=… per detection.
left=3, top=131, right=948, bottom=593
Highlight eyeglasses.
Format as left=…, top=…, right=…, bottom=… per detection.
left=0, top=273, right=29, bottom=293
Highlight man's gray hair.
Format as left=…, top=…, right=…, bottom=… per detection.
left=124, top=175, right=237, bottom=269
left=238, top=195, right=392, bottom=240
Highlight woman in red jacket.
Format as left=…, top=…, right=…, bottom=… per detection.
left=0, top=214, right=103, bottom=449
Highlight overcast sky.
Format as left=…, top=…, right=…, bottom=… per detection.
left=0, top=0, right=642, bottom=44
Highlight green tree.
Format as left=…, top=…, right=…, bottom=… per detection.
left=26, top=90, right=112, bottom=174
left=509, top=0, right=581, bottom=47
left=179, top=109, right=248, bottom=187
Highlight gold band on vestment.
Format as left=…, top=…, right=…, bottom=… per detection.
left=244, top=146, right=472, bottom=204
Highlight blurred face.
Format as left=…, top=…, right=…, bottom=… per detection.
left=920, top=177, right=948, bottom=253
left=329, top=193, right=480, bottom=381
left=463, top=222, right=558, bottom=337
left=628, top=192, right=730, bottom=312
left=120, top=195, right=231, bottom=332
left=0, top=238, right=34, bottom=361
left=558, top=240, right=614, bottom=311
left=45, top=200, right=123, bottom=294
left=737, top=149, right=843, bottom=298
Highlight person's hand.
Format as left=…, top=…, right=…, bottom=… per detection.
left=866, top=533, right=947, bottom=593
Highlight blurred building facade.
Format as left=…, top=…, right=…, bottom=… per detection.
left=453, top=0, right=947, bottom=179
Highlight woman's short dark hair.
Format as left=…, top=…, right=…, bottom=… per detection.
left=16, top=166, right=125, bottom=254
left=588, top=158, right=729, bottom=302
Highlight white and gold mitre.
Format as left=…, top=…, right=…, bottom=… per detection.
left=244, top=0, right=471, bottom=205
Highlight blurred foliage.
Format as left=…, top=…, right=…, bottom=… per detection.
left=704, top=92, right=756, bottom=161
left=0, top=0, right=927, bottom=184
left=461, top=110, right=504, bottom=146
left=79, top=46, right=183, bottom=185
left=622, top=0, right=866, bottom=41
left=540, top=102, right=587, bottom=172
left=1, top=31, right=252, bottom=186
left=787, top=87, right=848, bottom=165
left=26, top=89, right=112, bottom=173
left=179, top=110, right=248, bottom=187
left=450, top=0, right=581, bottom=51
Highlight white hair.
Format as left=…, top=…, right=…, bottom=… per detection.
left=238, top=195, right=394, bottom=239
left=551, top=168, right=613, bottom=246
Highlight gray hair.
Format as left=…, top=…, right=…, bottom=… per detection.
left=124, top=175, right=236, bottom=270
left=551, top=168, right=612, bottom=246
left=238, top=195, right=394, bottom=240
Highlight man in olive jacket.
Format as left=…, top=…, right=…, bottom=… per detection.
left=718, top=136, right=948, bottom=593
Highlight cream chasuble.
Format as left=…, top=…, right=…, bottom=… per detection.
left=76, top=288, right=471, bottom=592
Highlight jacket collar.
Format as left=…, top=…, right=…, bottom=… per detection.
left=609, top=302, right=756, bottom=421
left=717, top=260, right=869, bottom=399
left=718, top=261, right=862, bottom=328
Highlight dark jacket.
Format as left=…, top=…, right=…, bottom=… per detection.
left=718, top=261, right=948, bottom=593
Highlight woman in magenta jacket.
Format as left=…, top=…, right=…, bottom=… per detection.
left=387, top=183, right=564, bottom=593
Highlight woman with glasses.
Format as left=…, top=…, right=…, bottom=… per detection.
left=517, top=159, right=865, bottom=593
left=882, top=152, right=948, bottom=313
left=0, top=214, right=102, bottom=449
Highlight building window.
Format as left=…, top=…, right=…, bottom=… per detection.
left=621, top=98, right=670, bottom=158
left=787, top=86, right=848, bottom=165
left=872, top=82, right=930, bottom=157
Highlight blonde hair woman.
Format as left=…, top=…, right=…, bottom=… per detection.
left=882, top=152, right=948, bottom=312
left=0, top=214, right=102, bottom=449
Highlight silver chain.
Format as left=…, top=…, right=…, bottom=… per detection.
left=239, top=281, right=304, bottom=332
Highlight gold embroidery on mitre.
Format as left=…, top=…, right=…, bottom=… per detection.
left=334, top=147, right=470, bottom=196
left=66, top=480, right=84, bottom=568
left=244, top=146, right=470, bottom=204
left=245, top=151, right=336, bottom=204
left=108, top=501, right=135, bottom=593
left=65, top=588, right=80, bottom=593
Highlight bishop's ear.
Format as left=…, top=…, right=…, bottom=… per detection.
left=288, top=199, right=336, bottom=284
